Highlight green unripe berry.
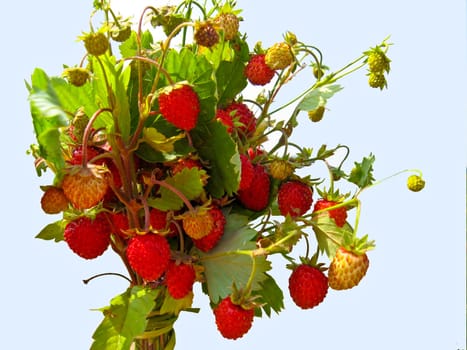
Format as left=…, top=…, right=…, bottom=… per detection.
left=407, top=175, right=425, bottom=192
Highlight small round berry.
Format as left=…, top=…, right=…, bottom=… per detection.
left=407, top=175, right=425, bottom=192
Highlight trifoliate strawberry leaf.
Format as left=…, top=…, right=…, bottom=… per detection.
left=348, top=153, right=376, bottom=188
left=192, top=121, right=240, bottom=198
left=297, top=84, right=343, bottom=112
left=35, top=220, right=65, bottom=242
left=312, top=215, right=352, bottom=259
left=148, top=167, right=206, bottom=211
left=199, top=213, right=270, bottom=303
left=91, top=286, right=159, bottom=350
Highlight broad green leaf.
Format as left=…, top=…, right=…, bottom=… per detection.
left=35, top=220, right=66, bottom=242
left=91, top=286, right=159, bottom=350
left=215, top=60, right=248, bottom=107
left=199, top=213, right=270, bottom=303
left=312, top=215, right=352, bottom=258
left=297, top=84, right=343, bottom=111
left=148, top=168, right=206, bottom=211
left=192, top=121, right=240, bottom=198
left=348, top=153, right=376, bottom=188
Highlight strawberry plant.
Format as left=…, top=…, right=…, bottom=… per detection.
left=26, top=1, right=425, bottom=349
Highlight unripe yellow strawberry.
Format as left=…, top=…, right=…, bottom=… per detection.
left=407, top=175, right=425, bottom=192
left=182, top=208, right=214, bottom=239
left=41, top=186, right=69, bottom=214
left=83, top=32, right=109, bottom=56
left=110, top=25, right=132, bottom=42
left=367, top=51, right=390, bottom=73
left=308, top=106, right=325, bottom=122
left=368, top=72, right=387, bottom=90
left=62, top=166, right=109, bottom=210
left=265, top=42, right=294, bottom=70
left=214, top=13, right=240, bottom=41
left=328, top=247, right=369, bottom=290
left=62, top=67, right=91, bottom=87
left=269, top=159, right=293, bottom=180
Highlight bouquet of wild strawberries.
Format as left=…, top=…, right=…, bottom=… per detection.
left=27, top=1, right=425, bottom=349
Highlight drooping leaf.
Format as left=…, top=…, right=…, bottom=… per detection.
left=297, top=84, right=343, bottom=111
left=192, top=121, right=240, bottom=198
left=148, top=168, right=206, bottom=211
left=91, top=286, right=159, bottom=350
left=199, top=213, right=270, bottom=303
left=312, top=215, right=352, bottom=258
left=348, top=153, right=376, bottom=188
left=35, top=220, right=66, bottom=242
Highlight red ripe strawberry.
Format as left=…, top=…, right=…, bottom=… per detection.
left=149, top=208, right=178, bottom=237
left=244, top=54, right=275, bottom=86
left=237, top=164, right=270, bottom=211
left=224, top=102, right=256, bottom=136
left=158, top=84, right=200, bottom=131
left=278, top=180, right=313, bottom=217
left=288, top=264, right=328, bottom=309
left=126, top=233, right=171, bottom=281
left=192, top=206, right=226, bottom=252
left=214, top=295, right=254, bottom=340
left=313, top=198, right=348, bottom=227
left=215, top=109, right=234, bottom=133
left=64, top=213, right=111, bottom=259
left=239, top=154, right=254, bottom=191
left=165, top=261, right=196, bottom=299
left=328, top=247, right=370, bottom=290
left=109, top=211, right=129, bottom=238
left=62, top=166, right=109, bottom=210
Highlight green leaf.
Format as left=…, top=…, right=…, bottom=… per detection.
left=91, top=286, right=159, bottom=350
left=119, top=31, right=154, bottom=58
left=312, top=215, right=352, bottom=258
left=297, top=84, right=343, bottom=111
left=348, top=153, right=376, bottom=188
left=159, top=292, right=193, bottom=316
left=192, top=121, right=240, bottom=198
left=254, top=273, right=284, bottom=317
left=148, top=168, right=206, bottom=211
left=35, top=220, right=66, bottom=242
left=199, top=213, right=270, bottom=303
left=215, top=59, right=248, bottom=107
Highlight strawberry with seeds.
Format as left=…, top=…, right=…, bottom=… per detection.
left=158, top=84, right=200, bottom=131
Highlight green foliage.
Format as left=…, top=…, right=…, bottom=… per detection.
left=199, top=213, right=270, bottom=303
left=148, top=168, right=206, bottom=211
left=348, top=153, right=376, bottom=188
left=297, top=84, right=343, bottom=112
left=192, top=121, right=240, bottom=198
left=254, top=273, right=284, bottom=317
left=313, top=215, right=353, bottom=258
left=35, top=220, right=65, bottom=242
left=91, top=286, right=159, bottom=350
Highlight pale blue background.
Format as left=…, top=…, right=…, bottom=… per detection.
left=1, top=1, right=465, bottom=349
